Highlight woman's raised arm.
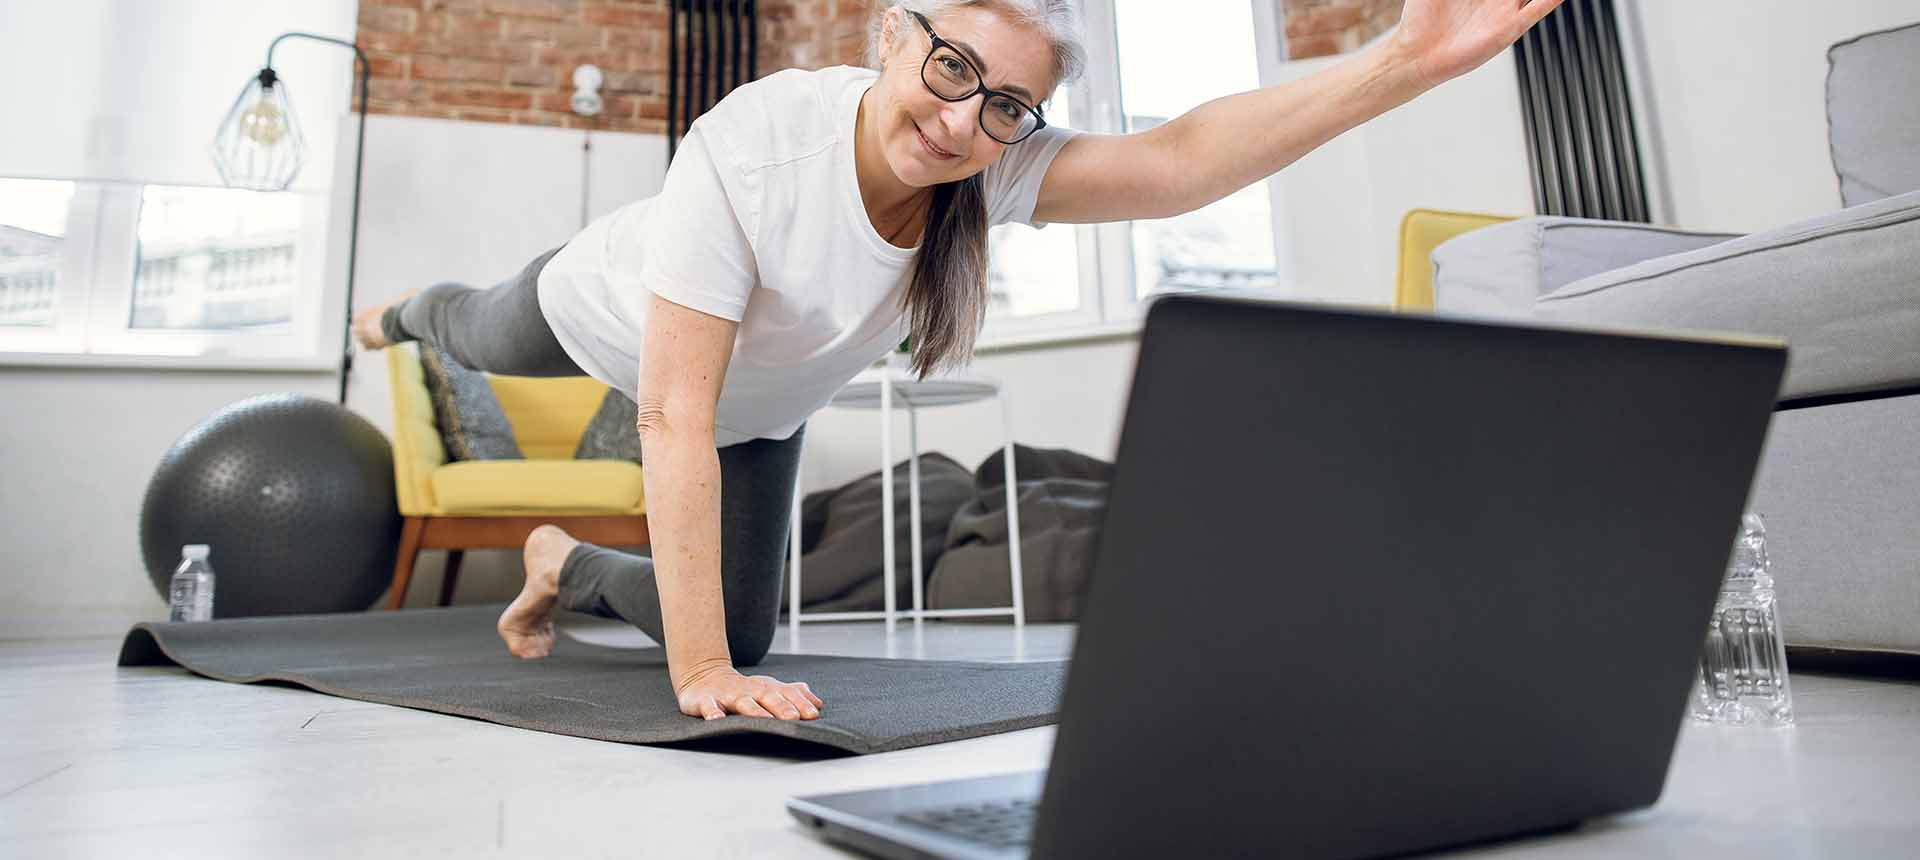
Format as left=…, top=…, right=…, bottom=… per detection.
left=1031, top=0, right=1565, bottom=225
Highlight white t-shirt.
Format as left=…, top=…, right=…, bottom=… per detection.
left=536, top=65, right=1078, bottom=448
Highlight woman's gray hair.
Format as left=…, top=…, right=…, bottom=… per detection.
left=865, top=1, right=1087, bottom=378
left=868, top=1, right=1088, bottom=91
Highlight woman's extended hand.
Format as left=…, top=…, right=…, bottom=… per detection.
left=676, top=665, right=824, bottom=721
left=1391, top=0, right=1568, bottom=88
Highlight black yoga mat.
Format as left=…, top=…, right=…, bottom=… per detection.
left=117, top=606, right=1067, bottom=755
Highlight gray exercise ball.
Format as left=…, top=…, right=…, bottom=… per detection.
left=139, top=393, right=402, bottom=617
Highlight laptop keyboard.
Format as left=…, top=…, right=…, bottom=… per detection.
left=897, top=797, right=1039, bottom=848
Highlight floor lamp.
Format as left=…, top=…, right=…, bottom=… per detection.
left=210, top=32, right=368, bottom=404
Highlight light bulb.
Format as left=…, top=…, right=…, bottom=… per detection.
left=240, top=99, right=288, bottom=146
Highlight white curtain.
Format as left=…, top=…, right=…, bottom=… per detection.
left=0, top=0, right=358, bottom=192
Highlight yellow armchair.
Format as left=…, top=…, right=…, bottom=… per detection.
left=385, top=345, right=649, bottom=609
left=1393, top=208, right=1517, bottom=311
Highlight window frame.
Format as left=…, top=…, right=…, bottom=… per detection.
left=0, top=177, right=341, bottom=371
left=975, top=0, right=1281, bottom=349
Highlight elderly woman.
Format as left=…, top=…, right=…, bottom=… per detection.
left=353, top=0, right=1563, bottom=723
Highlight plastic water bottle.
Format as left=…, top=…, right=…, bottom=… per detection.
left=168, top=545, right=216, bottom=622
left=1691, top=514, right=1793, bottom=726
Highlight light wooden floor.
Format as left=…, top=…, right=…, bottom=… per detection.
left=0, top=616, right=1076, bottom=859
left=5, top=617, right=1919, bottom=859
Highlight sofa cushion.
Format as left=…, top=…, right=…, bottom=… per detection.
left=1534, top=189, right=1920, bottom=400
left=573, top=389, right=643, bottom=461
left=431, top=459, right=644, bottom=515
left=488, top=374, right=610, bottom=460
left=419, top=344, right=524, bottom=461
left=1431, top=217, right=1737, bottom=316
left=1828, top=22, right=1920, bottom=207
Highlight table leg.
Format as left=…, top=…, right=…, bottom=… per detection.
left=1001, top=393, right=1025, bottom=628
left=909, top=405, right=924, bottom=623
left=881, top=363, right=896, bottom=634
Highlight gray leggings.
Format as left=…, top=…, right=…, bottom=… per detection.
left=382, top=247, right=801, bottom=666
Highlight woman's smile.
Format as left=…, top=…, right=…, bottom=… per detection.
left=914, top=121, right=962, bottom=160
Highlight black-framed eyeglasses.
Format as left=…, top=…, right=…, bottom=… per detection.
left=908, top=10, right=1046, bottom=145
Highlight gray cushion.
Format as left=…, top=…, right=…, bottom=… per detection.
left=1431, top=217, right=1736, bottom=317
left=1534, top=189, right=1920, bottom=400
left=419, top=344, right=523, bottom=461
left=572, top=390, right=641, bottom=461
left=929, top=445, right=1115, bottom=623
left=930, top=477, right=1106, bottom=623
left=1827, top=21, right=1920, bottom=206
left=782, top=453, right=977, bottom=614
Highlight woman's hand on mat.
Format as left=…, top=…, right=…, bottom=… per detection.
left=676, top=663, right=823, bottom=721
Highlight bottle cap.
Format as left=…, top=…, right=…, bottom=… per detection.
left=183, top=544, right=210, bottom=560
left=1723, top=514, right=1770, bottom=589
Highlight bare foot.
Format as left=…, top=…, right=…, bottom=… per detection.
left=350, top=289, right=418, bottom=351
left=497, top=524, right=579, bottom=659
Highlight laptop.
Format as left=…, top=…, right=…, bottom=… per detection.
left=789, top=294, right=1787, bottom=860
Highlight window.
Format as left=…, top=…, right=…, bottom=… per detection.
left=0, top=177, right=74, bottom=329
left=984, top=84, right=1108, bottom=339
left=981, top=0, right=1282, bottom=345
left=1113, top=0, right=1280, bottom=300
left=0, top=0, right=355, bottom=367
left=131, top=186, right=306, bottom=331
left=0, top=177, right=334, bottom=367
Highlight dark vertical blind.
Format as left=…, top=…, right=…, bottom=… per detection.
left=1513, top=0, right=1649, bottom=221
left=668, top=0, right=758, bottom=161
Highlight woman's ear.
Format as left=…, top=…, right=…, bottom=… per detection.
left=878, top=7, right=905, bottom=64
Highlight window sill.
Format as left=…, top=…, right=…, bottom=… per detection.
left=0, top=350, right=341, bottom=373
left=974, top=318, right=1143, bottom=355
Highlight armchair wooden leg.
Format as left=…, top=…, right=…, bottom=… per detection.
left=389, top=516, right=425, bottom=610
left=437, top=550, right=466, bottom=608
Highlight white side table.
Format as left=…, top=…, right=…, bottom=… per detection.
left=788, top=360, right=1026, bottom=642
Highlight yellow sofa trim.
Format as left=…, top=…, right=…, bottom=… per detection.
left=1394, top=209, right=1517, bottom=311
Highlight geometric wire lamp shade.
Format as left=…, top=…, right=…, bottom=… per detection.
left=211, top=69, right=307, bottom=191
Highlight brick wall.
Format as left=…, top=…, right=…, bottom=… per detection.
left=759, top=2, right=1410, bottom=72
left=759, top=0, right=880, bottom=73
left=1283, top=0, right=1403, bottom=60
left=353, top=0, right=879, bottom=133
left=351, top=0, right=1396, bottom=131
left=356, top=0, right=671, bottom=132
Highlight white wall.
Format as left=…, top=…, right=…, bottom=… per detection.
left=0, top=368, right=337, bottom=639
left=1258, top=45, right=1539, bottom=307
left=1622, top=0, right=1920, bottom=232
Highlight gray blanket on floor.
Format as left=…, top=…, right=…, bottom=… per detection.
left=116, top=606, right=1067, bottom=755
left=788, top=445, right=1114, bottom=620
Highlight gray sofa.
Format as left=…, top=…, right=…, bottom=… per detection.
left=1430, top=22, right=1920, bottom=656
